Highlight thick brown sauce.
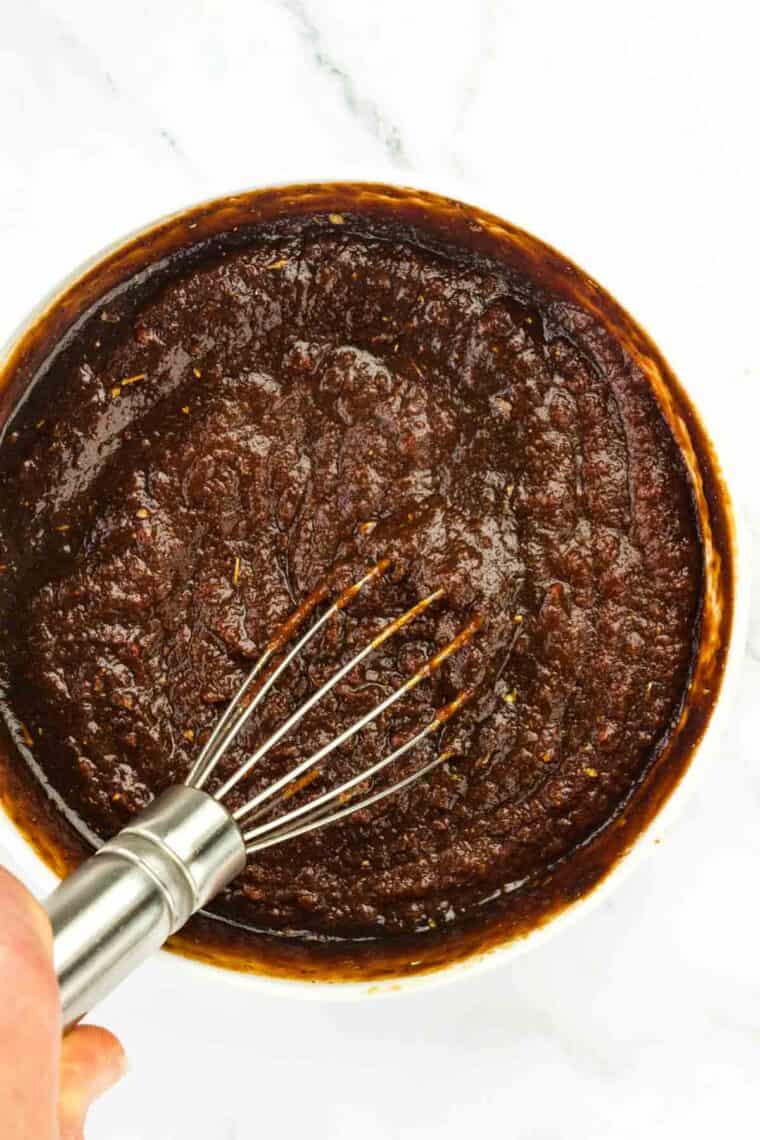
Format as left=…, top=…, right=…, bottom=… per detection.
left=0, top=185, right=733, bottom=981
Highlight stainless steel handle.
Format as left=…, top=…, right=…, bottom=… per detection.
left=44, top=786, right=246, bottom=1031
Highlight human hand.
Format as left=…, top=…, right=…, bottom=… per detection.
left=0, top=867, right=126, bottom=1139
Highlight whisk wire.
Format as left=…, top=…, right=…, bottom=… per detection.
left=186, top=561, right=482, bottom=852
left=186, top=560, right=389, bottom=791
left=216, top=586, right=445, bottom=804
left=232, top=614, right=479, bottom=825
left=245, top=748, right=454, bottom=853
left=242, top=688, right=472, bottom=848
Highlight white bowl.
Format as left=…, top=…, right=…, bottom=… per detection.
left=0, top=179, right=750, bottom=1000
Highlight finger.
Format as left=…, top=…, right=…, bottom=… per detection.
left=0, top=867, right=60, bottom=1140
left=0, top=865, right=53, bottom=953
left=58, top=1025, right=127, bottom=1140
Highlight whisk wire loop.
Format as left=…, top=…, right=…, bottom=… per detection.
left=217, top=585, right=445, bottom=805
left=186, top=561, right=482, bottom=853
left=243, top=690, right=472, bottom=850
left=186, top=560, right=389, bottom=791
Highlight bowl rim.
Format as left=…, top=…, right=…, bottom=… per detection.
left=0, top=174, right=751, bottom=1000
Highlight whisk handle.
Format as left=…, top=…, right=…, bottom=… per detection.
left=44, top=786, right=246, bottom=1031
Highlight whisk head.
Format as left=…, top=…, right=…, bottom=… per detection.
left=184, top=559, right=482, bottom=855
left=46, top=559, right=483, bottom=1029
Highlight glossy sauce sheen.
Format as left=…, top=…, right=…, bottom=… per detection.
left=0, top=206, right=704, bottom=966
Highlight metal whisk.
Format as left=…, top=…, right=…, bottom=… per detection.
left=45, top=560, right=481, bottom=1028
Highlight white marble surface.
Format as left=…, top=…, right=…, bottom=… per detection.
left=2, top=2, right=759, bottom=1137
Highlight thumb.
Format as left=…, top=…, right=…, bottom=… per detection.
left=58, top=1025, right=126, bottom=1140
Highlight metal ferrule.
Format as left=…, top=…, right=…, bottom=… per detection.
left=45, top=786, right=246, bottom=1030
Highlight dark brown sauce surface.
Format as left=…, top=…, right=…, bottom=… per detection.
left=0, top=185, right=733, bottom=980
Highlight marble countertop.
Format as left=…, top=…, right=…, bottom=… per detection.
left=2, top=2, right=759, bottom=1137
